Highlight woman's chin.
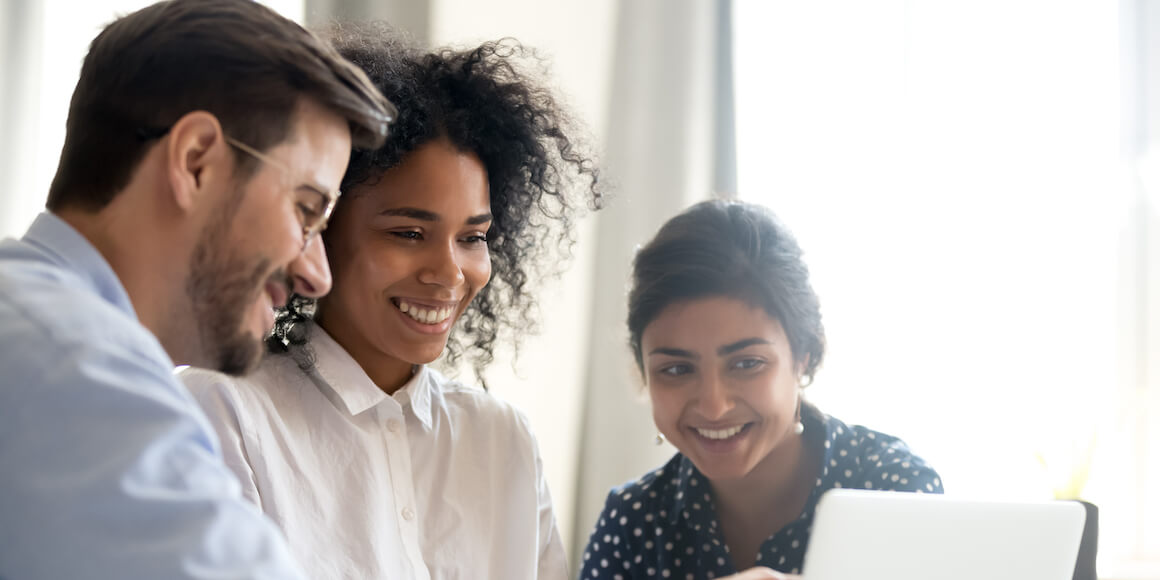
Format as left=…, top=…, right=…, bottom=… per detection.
left=391, top=340, right=450, bottom=367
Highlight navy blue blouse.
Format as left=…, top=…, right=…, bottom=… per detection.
left=579, top=406, right=942, bottom=579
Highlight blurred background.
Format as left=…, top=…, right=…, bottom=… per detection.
left=1, top=0, right=1157, bottom=577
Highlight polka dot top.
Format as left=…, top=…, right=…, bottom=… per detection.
left=579, top=405, right=942, bottom=579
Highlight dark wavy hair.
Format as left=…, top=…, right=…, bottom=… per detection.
left=47, top=0, right=392, bottom=213
left=267, top=23, right=603, bottom=384
left=627, top=200, right=825, bottom=384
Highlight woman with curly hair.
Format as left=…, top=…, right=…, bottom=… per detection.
left=182, top=25, right=601, bottom=579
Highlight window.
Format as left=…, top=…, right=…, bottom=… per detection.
left=734, top=2, right=1157, bottom=576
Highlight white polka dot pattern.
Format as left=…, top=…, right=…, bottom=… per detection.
left=579, top=408, right=942, bottom=578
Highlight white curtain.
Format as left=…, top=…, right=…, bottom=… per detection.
left=570, top=0, right=728, bottom=560
left=0, top=0, right=45, bottom=239
left=304, top=0, right=428, bottom=43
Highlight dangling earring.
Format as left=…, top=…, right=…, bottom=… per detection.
left=655, top=432, right=667, bottom=446
left=793, top=389, right=805, bottom=435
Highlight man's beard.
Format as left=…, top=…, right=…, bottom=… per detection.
left=186, top=193, right=287, bottom=376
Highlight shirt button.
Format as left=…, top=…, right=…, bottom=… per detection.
left=402, top=507, right=415, bottom=521
left=387, top=419, right=401, bottom=433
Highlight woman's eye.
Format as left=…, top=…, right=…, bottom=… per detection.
left=657, top=364, right=693, bottom=377
left=733, top=358, right=765, bottom=371
left=461, top=233, right=488, bottom=245
left=391, top=230, right=422, bottom=240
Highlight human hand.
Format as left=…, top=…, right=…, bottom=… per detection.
left=718, top=567, right=802, bottom=580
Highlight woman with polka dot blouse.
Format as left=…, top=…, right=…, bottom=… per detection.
left=580, top=200, right=942, bottom=580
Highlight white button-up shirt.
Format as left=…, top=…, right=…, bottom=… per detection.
left=181, top=323, right=567, bottom=580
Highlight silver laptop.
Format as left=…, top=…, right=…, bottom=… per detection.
left=802, top=489, right=1086, bottom=580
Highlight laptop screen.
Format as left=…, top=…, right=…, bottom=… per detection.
left=802, top=490, right=1085, bottom=580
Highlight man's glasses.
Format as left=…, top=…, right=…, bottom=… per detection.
left=136, top=125, right=339, bottom=251
left=223, top=136, right=340, bottom=250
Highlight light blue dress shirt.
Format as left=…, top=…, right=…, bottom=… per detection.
left=0, top=213, right=306, bottom=579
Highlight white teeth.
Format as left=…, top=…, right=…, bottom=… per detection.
left=695, top=425, right=745, bottom=440
left=396, top=299, right=454, bottom=325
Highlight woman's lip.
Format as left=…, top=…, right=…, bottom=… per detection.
left=688, top=422, right=755, bottom=439
left=689, top=423, right=754, bottom=452
left=689, top=422, right=750, bottom=430
left=392, top=300, right=456, bottom=335
left=391, top=297, right=460, bottom=309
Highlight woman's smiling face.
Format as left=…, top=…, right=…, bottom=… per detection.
left=316, top=138, right=492, bottom=369
left=642, top=295, right=803, bottom=482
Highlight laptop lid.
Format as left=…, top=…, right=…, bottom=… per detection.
left=802, top=489, right=1086, bottom=580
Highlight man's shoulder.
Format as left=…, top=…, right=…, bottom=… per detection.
left=0, top=256, right=159, bottom=360
left=0, top=245, right=90, bottom=317
left=0, top=255, right=173, bottom=401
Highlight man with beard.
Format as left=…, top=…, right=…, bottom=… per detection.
left=0, top=1, right=394, bottom=578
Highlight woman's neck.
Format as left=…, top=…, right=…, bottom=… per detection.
left=710, top=424, right=820, bottom=570
left=315, top=317, right=414, bottom=395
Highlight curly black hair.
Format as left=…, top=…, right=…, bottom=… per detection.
left=267, top=22, right=603, bottom=384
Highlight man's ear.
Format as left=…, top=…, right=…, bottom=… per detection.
left=165, top=111, right=229, bottom=213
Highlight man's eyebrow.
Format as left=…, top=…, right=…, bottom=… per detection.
left=298, top=184, right=330, bottom=197
left=647, top=347, right=698, bottom=359
left=717, top=338, right=772, bottom=356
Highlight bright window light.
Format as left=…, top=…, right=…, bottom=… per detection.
left=735, top=1, right=1154, bottom=575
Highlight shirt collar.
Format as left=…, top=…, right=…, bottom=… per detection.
left=402, top=366, right=434, bottom=430
left=307, top=323, right=434, bottom=430
left=21, top=212, right=136, bottom=319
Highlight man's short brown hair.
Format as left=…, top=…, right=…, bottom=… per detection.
left=46, top=0, right=394, bottom=212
